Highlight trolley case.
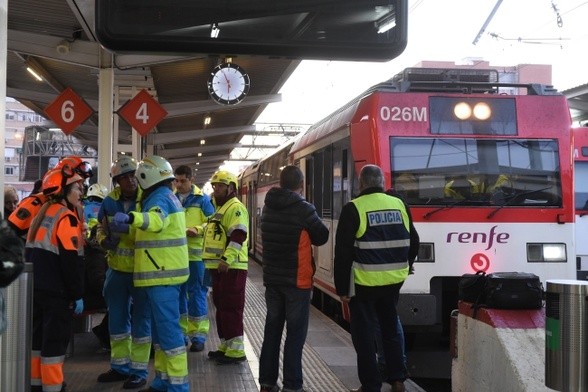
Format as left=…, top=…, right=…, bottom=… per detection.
left=484, top=272, right=543, bottom=310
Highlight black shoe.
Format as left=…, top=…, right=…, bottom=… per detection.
left=123, top=375, right=147, bottom=389
left=190, top=341, right=205, bottom=352
left=138, top=387, right=165, bottom=392
left=216, top=354, right=246, bottom=364
left=97, top=369, right=128, bottom=382
left=260, top=385, right=281, bottom=392
left=207, top=350, right=225, bottom=359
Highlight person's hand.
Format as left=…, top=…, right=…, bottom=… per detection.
left=339, top=295, right=351, bottom=303
left=101, top=236, right=120, bottom=250
left=218, top=259, right=230, bottom=273
left=110, top=213, right=131, bottom=233
left=186, top=227, right=199, bottom=237
left=74, top=298, right=84, bottom=315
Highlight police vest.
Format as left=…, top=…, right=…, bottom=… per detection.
left=351, top=193, right=410, bottom=287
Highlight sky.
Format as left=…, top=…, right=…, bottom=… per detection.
left=255, top=0, right=588, bottom=126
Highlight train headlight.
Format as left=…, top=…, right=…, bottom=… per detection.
left=527, top=243, right=566, bottom=262
left=473, top=102, right=491, bottom=120
left=453, top=102, right=471, bottom=120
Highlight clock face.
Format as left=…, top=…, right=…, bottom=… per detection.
left=207, top=63, right=251, bottom=105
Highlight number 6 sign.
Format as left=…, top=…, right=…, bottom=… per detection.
left=117, top=89, right=168, bottom=137
left=44, top=87, right=94, bottom=135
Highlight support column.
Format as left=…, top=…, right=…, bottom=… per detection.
left=97, top=49, right=114, bottom=188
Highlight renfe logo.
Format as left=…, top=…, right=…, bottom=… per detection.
left=446, top=225, right=509, bottom=250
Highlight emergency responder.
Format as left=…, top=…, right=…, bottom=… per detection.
left=110, top=155, right=189, bottom=392
left=203, top=170, right=250, bottom=364
left=95, top=156, right=149, bottom=389
left=173, top=165, right=215, bottom=352
left=334, top=164, right=418, bottom=392
left=8, top=156, right=93, bottom=240
left=26, top=166, right=86, bottom=392
left=84, top=183, right=108, bottom=237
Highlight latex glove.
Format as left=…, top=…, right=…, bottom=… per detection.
left=110, top=212, right=131, bottom=233
left=74, top=298, right=84, bottom=315
left=101, top=236, right=120, bottom=251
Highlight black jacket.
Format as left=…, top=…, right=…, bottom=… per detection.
left=261, top=187, right=329, bottom=289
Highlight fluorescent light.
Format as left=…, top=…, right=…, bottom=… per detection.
left=200, top=140, right=206, bottom=145
left=198, top=153, right=202, bottom=157
left=27, top=67, right=43, bottom=81
left=210, top=23, right=220, bottom=39
left=204, top=115, right=211, bottom=125
left=375, top=13, right=396, bottom=34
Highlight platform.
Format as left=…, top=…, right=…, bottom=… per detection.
left=63, top=260, right=425, bottom=392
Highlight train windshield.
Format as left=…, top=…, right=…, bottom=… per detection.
left=391, top=137, right=562, bottom=207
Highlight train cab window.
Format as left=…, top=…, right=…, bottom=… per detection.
left=95, top=0, right=408, bottom=61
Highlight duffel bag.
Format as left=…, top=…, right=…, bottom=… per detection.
left=484, top=272, right=543, bottom=309
left=458, top=271, right=487, bottom=304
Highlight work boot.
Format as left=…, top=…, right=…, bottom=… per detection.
left=216, top=354, right=246, bottom=364
left=190, top=341, right=205, bottom=352
left=123, top=375, right=147, bottom=389
left=207, top=350, right=225, bottom=359
left=97, top=369, right=128, bottom=382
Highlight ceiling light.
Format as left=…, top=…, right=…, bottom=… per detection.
left=26, top=67, right=43, bottom=81
left=375, top=13, right=396, bottom=34
left=204, top=115, right=211, bottom=125
left=200, top=140, right=206, bottom=145
left=56, top=39, right=71, bottom=55
left=198, top=153, right=202, bottom=157
left=210, top=23, right=220, bottom=39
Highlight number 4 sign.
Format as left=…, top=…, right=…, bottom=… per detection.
left=118, top=89, right=168, bottom=137
left=44, top=87, right=94, bottom=135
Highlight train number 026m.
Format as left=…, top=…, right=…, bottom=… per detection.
left=380, top=106, right=427, bottom=122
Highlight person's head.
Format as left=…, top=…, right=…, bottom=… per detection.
left=4, top=186, right=19, bottom=215
left=280, top=165, right=304, bottom=192
left=86, top=183, right=109, bottom=202
left=359, top=164, right=385, bottom=192
left=42, top=167, right=85, bottom=209
left=210, top=170, right=238, bottom=201
left=174, top=165, right=193, bottom=194
left=110, top=156, right=139, bottom=197
left=135, top=155, right=175, bottom=191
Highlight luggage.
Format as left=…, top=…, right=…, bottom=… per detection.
left=458, top=271, right=543, bottom=311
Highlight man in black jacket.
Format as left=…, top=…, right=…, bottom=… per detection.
left=258, top=165, right=329, bottom=392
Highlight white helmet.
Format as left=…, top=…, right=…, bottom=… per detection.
left=136, top=155, right=174, bottom=190
left=110, top=156, right=138, bottom=179
left=87, top=183, right=108, bottom=200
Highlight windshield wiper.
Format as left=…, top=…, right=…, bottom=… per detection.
left=486, top=186, right=553, bottom=219
left=423, top=199, right=470, bottom=220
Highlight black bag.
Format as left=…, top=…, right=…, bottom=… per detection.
left=484, top=272, right=543, bottom=310
left=458, top=271, right=487, bottom=304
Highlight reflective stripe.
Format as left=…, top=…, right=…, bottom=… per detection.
left=189, top=248, right=203, bottom=258
left=130, top=360, right=149, bottom=370
left=164, top=345, right=187, bottom=357
left=132, top=336, right=152, bottom=344
left=354, top=239, right=410, bottom=249
left=227, top=241, right=242, bottom=251
left=114, top=247, right=134, bottom=257
left=352, top=260, right=408, bottom=272
left=134, top=267, right=190, bottom=281
left=169, top=375, right=190, bottom=385
left=111, top=332, right=131, bottom=341
left=41, top=355, right=65, bottom=364
left=135, top=237, right=188, bottom=248
left=112, top=357, right=131, bottom=365
left=139, top=212, right=150, bottom=230
left=227, top=223, right=247, bottom=234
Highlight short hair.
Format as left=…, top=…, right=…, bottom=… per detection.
left=280, top=165, right=304, bottom=191
left=174, top=165, right=192, bottom=178
left=359, top=164, right=384, bottom=189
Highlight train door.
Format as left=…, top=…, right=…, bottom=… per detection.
left=246, top=178, right=258, bottom=259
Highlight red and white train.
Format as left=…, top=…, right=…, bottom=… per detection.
left=240, top=67, right=576, bottom=377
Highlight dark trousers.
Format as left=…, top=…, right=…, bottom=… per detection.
left=211, top=269, right=247, bottom=340
left=259, top=285, right=311, bottom=390
left=349, top=283, right=405, bottom=392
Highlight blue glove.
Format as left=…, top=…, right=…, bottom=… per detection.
left=110, top=212, right=131, bottom=233
left=101, top=236, right=120, bottom=250
left=74, top=298, right=84, bottom=315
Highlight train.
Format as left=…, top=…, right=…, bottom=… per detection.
left=239, top=67, right=576, bottom=378
left=573, top=127, right=588, bottom=280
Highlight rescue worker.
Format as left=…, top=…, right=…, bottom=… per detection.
left=110, top=155, right=189, bottom=392
left=334, top=164, right=418, bottom=392
left=95, top=156, right=149, bottom=389
left=26, top=166, right=86, bottom=392
left=84, top=183, right=108, bottom=237
left=203, top=170, right=250, bottom=364
left=173, top=165, right=215, bottom=352
left=8, top=156, right=93, bottom=240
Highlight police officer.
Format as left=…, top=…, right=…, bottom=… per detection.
left=111, top=155, right=189, bottom=392
left=26, top=166, right=86, bottom=392
left=95, top=156, right=149, bottom=389
left=334, top=164, right=417, bottom=392
left=173, top=165, right=215, bottom=352
left=203, top=170, right=250, bottom=364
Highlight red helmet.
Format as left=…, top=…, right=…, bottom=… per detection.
left=55, top=156, right=93, bottom=179
left=42, top=168, right=83, bottom=197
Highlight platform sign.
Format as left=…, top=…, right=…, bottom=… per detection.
left=44, top=87, right=94, bottom=135
left=118, top=89, right=167, bottom=137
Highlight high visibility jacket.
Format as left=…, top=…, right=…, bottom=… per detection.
left=351, top=193, right=410, bottom=287
left=130, top=186, right=189, bottom=287
left=83, top=199, right=102, bottom=238
left=8, top=192, right=47, bottom=237
left=203, top=197, right=249, bottom=270
left=25, top=202, right=85, bottom=299
left=96, top=187, right=141, bottom=272
left=175, top=185, right=214, bottom=261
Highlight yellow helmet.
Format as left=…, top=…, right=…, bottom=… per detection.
left=210, top=170, right=238, bottom=190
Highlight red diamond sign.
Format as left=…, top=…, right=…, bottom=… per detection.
left=118, top=89, right=167, bottom=137
left=44, top=87, right=94, bottom=135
